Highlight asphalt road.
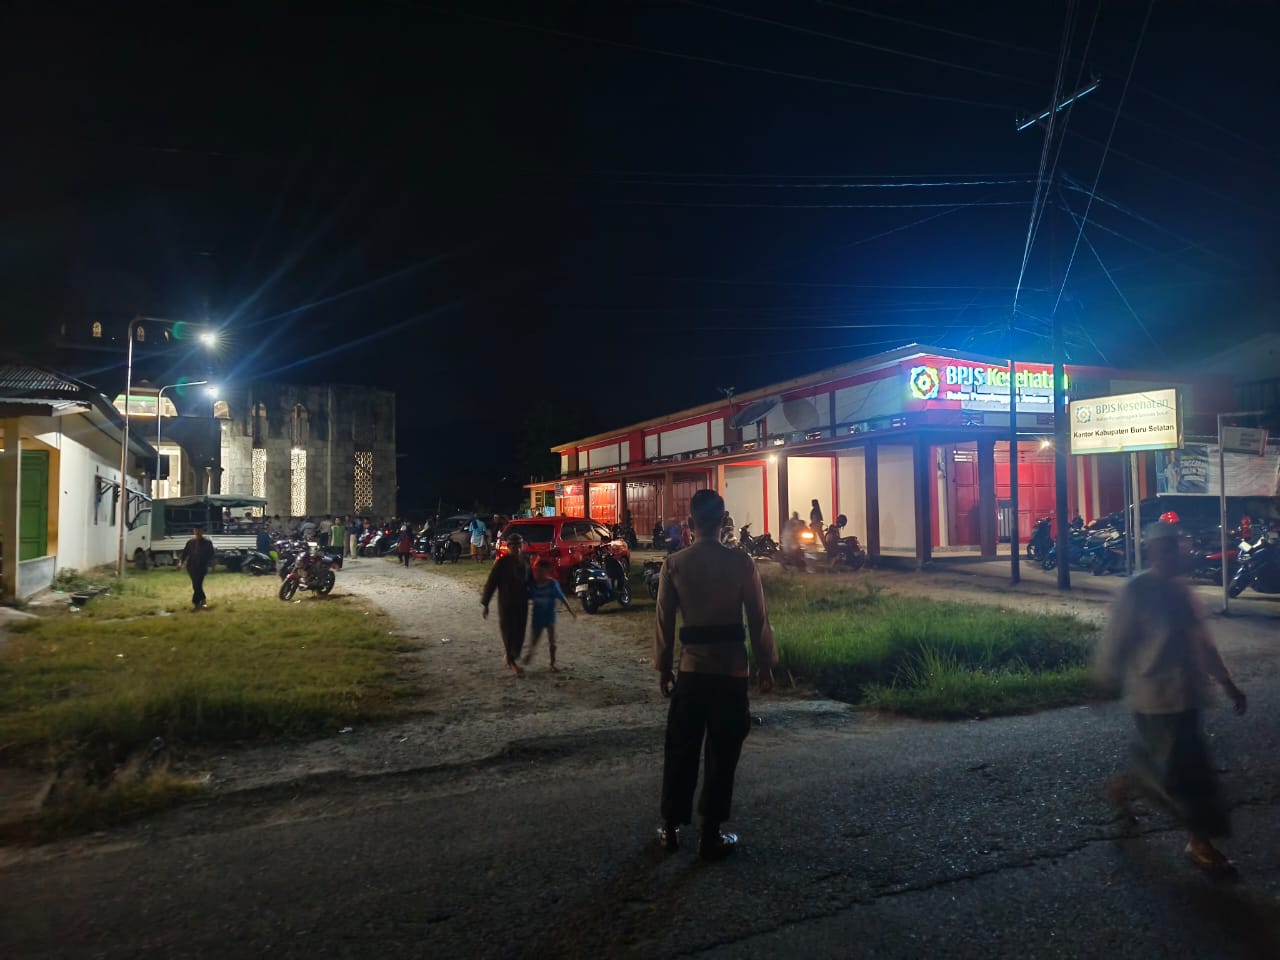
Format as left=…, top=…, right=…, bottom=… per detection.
left=2, top=591, right=1278, bottom=958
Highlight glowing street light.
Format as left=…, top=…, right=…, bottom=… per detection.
left=116, top=316, right=219, bottom=577
left=154, top=380, right=219, bottom=498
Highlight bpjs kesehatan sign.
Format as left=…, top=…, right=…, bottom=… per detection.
left=1069, top=389, right=1181, bottom=454
left=904, top=357, right=1056, bottom=412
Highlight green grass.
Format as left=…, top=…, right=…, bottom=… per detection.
left=0, top=568, right=415, bottom=777
left=764, top=574, right=1097, bottom=717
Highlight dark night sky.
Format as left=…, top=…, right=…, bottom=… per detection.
left=2, top=1, right=1276, bottom=513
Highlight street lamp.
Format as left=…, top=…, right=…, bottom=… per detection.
left=116, top=316, right=219, bottom=577
left=154, top=380, right=218, bottom=498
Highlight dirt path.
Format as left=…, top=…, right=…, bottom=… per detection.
left=177, top=557, right=674, bottom=792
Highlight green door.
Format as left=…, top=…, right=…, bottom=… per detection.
left=19, top=450, right=49, bottom=561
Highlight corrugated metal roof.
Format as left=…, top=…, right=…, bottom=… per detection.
left=0, top=397, right=88, bottom=412
left=0, top=363, right=86, bottom=394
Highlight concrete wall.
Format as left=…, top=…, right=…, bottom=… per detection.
left=784, top=455, right=832, bottom=526
left=835, top=450, right=868, bottom=545
left=722, top=464, right=765, bottom=535
left=219, top=383, right=397, bottom=517
left=877, top=445, right=916, bottom=550
left=29, top=413, right=144, bottom=574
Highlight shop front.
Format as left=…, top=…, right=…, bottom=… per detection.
left=529, top=345, right=1192, bottom=566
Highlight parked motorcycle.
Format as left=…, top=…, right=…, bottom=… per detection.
left=278, top=548, right=340, bottom=600
left=611, top=522, right=639, bottom=550
left=1042, top=528, right=1092, bottom=571
left=739, top=523, right=778, bottom=559
left=243, top=550, right=276, bottom=576
left=823, top=517, right=865, bottom=570
left=1186, top=531, right=1238, bottom=583
left=1227, top=526, right=1280, bottom=598
left=643, top=559, right=663, bottom=600
left=1090, top=529, right=1128, bottom=576
left=432, top=535, right=463, bottom=564
left=1027, top=516, right=1053, bottom=562
left=572, top=544, right=632, bottom=613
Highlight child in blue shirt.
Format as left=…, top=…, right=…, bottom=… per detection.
left=524, top=559, right=576, bottom=672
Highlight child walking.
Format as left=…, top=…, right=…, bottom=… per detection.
left=524, top=560, right=576, bottom=671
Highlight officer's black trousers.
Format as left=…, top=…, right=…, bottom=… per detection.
left=660, top=672, right=751, bottom=826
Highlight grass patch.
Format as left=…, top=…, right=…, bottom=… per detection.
left=764, top=572, right=1097, bottom=717
left=0, top=568, right=414, bottom=778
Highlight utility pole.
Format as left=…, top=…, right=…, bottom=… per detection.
left=1016, top=77, right=1099, bottom=590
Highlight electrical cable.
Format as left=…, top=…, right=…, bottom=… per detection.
left=817, top=0, right=1054, bottom=58
left=685, top=0, right=1041, bottom=85
left=1008, top=0, right=1076, bottom=326
left=419, top=4, right=1018, bottom=111
left=1053, top=0, right=1178, bottom=329
left=616, top=199, right=1029, bottom=209
left=613, top=178, right=1034, bottom=190
left=1057, top=188, right=1164, bottom=357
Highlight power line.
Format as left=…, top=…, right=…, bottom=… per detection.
left=817, top=0, right=1054, bottom=58
left=1057, top=187, right=1163, bottom=356
left=1049, top=0, right=1154, bottom=325
left=685, top=0, right=1041, bottom=86
left=614, top=178, right=1034, bottom=189
left=420, top=4, right=1018, bottom=111
left=1009, top=0, right=1077, bottom=325
left=617, top=199, right=1029, bottom=209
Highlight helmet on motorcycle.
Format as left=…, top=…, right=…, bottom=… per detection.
left=1159, top=511, right=1180, bottom=525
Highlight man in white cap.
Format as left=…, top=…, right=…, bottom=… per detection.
left=1095, top=518, right=1247, bottom=876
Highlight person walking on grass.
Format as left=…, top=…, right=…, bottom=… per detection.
left=523, top=559, right=576, bottom=672
left=654, top=489, right=778, bottom=861
left=482, top=533, right=530, bottom=677
left=178, top=526, right=216, bottom=611
left=1094, top=520, right=1248, bottom=878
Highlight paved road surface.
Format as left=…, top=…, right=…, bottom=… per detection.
left=2, top=564, right=1277, bottom=959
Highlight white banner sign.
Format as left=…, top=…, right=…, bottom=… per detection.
left=1069, top=388, right=1181, bottom=455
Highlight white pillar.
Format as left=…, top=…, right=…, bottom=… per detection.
left=1, top=420, right=21, bottom=600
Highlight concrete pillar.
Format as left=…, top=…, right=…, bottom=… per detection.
left=583, top=480, right=591, bottom=520
left=661, top=470, right=672, bottom=525
left=0, top=420, right=21, bottom=600
left=618, top=479, right=629, bottom=528
left=978, top=437, right=997, bottom=558
left=864, top=443, right=880, bottom=561
left=913, top=437, right=932, bottom=570
left=776, top=454, right=790, bottom=532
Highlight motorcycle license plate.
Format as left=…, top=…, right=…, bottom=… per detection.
left=574, top=585, right=589, bottom=596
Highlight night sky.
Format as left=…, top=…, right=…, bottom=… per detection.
left=2, top=1, right=1276, bottom=514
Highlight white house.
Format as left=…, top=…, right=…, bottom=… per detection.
left=1, top=362, right=155, bottom=600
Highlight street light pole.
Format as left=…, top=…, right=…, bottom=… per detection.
left=116, top=315, right=141, bottom=577
left=115, top=318, right=219, bottom=577
left=155, top=380, right=213, bottom=498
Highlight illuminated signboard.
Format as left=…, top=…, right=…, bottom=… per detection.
left=903, top=356, right=1058, bottom=413
left=1069, top=388, right=1181, bottom=454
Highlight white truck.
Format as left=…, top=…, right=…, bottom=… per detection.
left=125, top=494, right=269, bottom=570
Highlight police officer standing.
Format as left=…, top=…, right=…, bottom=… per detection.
left=654, top=489, right=778, bottom=859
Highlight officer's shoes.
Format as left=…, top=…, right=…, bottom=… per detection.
left=656, top=822, right=679, bottom=852
left=698, top=830, right=738, bottom=861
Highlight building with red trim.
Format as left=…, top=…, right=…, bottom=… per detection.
left=530, top=344, right=1224, bottom=567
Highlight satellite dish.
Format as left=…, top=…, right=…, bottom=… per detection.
left=731, top=396, right=781, bottom=430
left=780, top=398, right=819, bottom=431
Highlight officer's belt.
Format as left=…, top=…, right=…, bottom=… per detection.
left=679, top=624, right=746, bottom=645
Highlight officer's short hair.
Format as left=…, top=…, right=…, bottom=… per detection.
left=689, top=490, right=725, bottom=533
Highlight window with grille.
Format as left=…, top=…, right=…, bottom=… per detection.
left=252, top=448, right=267, bottom=499
left=354, top=451, right=374, bottom=513
left=290, top=449, right=307, bottom=515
